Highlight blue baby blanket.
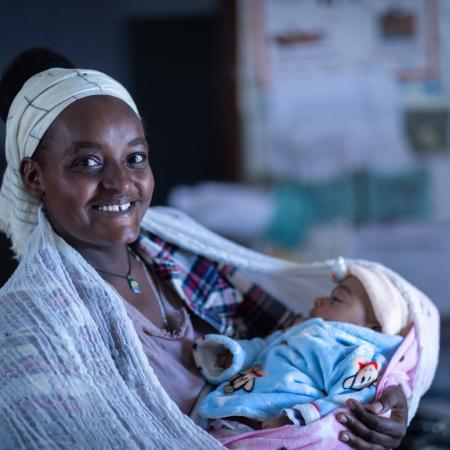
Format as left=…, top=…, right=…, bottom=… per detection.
left=194, top=318, right=402, bottom=424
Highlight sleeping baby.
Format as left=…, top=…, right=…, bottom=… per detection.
left=192, top=259, right=410, bottom=430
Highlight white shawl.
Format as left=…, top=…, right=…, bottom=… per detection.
left=0, top=207, right=439, bottom=449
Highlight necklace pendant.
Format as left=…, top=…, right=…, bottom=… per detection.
left=127, top=276, right=142, bottom=294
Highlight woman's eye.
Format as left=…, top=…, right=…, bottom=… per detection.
left=74, top=157, right=101, bottom=168
left=127, top=153, right=147, bottom=165
left=332, top=296, right=342, bottom=303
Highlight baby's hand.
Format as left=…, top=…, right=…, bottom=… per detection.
left=261, top=415, right=292, bottom=429
left=217, top=350, right=233, bottom=369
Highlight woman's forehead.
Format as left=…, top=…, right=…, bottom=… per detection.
left=59, top=95, right=139, bottom=122
left=48, top=96, right=143, bottom=141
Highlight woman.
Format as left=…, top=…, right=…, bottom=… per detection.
left=0, top=48, right=426, bottom=449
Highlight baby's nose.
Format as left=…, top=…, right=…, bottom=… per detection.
left=314, top=297, right=325, bottom=308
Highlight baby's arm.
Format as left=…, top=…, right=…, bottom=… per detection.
left=193, top=334, right=268, bottom=384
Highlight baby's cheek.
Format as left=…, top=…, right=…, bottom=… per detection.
left=343, top=308, right=367, bottom=326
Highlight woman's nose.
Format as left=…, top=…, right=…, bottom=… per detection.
left=101, top=162, right=131, bottom=192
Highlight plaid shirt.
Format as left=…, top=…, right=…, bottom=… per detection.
left=134, top=231, right=296, bottom=338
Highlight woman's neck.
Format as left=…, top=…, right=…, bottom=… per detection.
left=76, top=244, right=130, bottom=275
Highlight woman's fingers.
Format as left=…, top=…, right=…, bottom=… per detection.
left=360, top=386, right=408, bottom=441
left=352, top=400, right=406, bottom=438
left=337, top=408, right=399, bottom=449
left=338, top=430, right=388, bottom=450
left=338, top=388, right=408, bottom=449
left=373, top=385, right=408, bottom=420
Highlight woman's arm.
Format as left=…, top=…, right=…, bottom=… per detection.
left=336, top=385, right=408, bottom=449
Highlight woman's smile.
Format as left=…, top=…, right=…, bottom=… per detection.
left=93, top=201, right=133, bottom=213
left=91, top=197, right=138, bottom=214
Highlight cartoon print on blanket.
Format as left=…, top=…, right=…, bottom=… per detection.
left=223, top=368, right=265, bottom=394
left=342, top=360, right=380, bottom=391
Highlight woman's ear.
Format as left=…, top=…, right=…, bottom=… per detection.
left=20, top=157, right=45, bottom=200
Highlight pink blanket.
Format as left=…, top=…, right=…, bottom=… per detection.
left=212, top=327, right=418, bottom=450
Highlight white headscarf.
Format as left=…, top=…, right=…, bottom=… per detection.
left=0, top=68, right=139, bottom=258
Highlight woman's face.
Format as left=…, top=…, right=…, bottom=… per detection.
left=28, top=95, right=154, bottom=251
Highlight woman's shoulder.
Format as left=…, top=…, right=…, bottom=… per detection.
left=0, top=250, right=81, bottom=324
left=0, top=262, right=33, bottom=308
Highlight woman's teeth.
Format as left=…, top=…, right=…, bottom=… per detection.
left=96, top=202, right=131, bottom=212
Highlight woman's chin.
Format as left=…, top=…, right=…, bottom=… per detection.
left=91, top=225, right=140, bottom=246
left=114, top=229, right=141, bottom=246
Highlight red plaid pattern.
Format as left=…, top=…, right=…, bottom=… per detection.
left=134, top=231, right=296, bottom=338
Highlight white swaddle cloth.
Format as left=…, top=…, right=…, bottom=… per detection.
left=0, top=68, right=139, bottom=258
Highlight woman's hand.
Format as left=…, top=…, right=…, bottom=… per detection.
left=336, top=385, right=408, bottom=449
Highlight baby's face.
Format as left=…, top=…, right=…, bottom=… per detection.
left=309, top=276, right=376, bottom=328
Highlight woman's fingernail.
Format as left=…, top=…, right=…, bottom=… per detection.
left=347, top=400, right=356, bottom=410
left=373, top=402, right=383, bottom=413
left=340, top=432, right=350, bottom=442
left=336, top=414, right=347, bottom=423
